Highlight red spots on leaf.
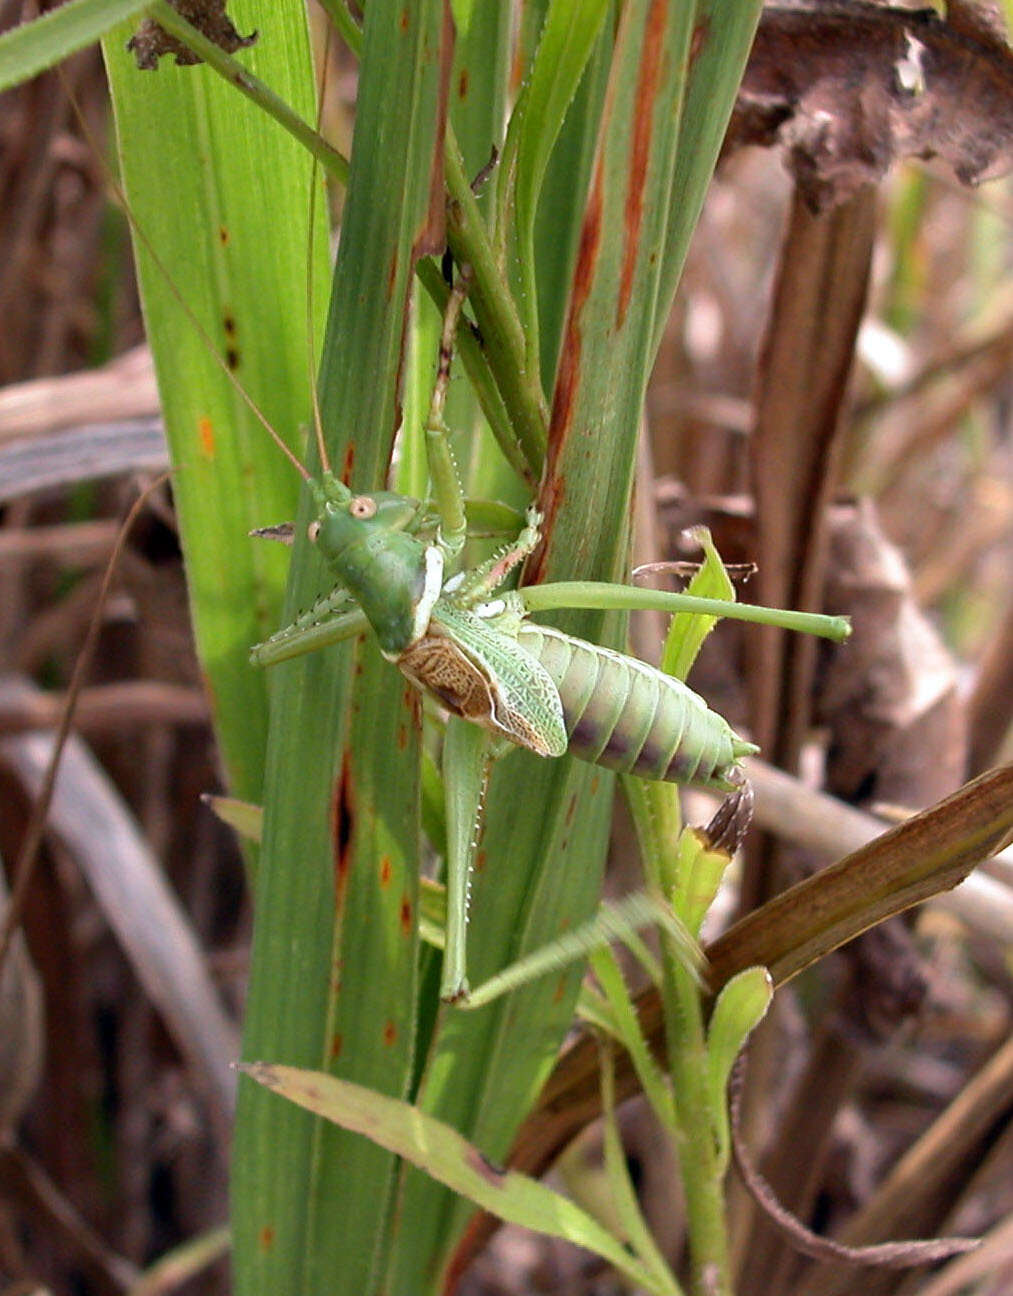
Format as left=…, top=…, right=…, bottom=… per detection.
left=197, top=416, right=215, bottom=459
left=618, top=0, right=667, bottom=332
left=330, top=1033, right=343, bottom=1061
left=396, top=723, right=408, bottom=751
left=219, top=225, right=230, bottom=245
left=474, top=849, right=486, bottom=874
left=564, top=794, right=577, bottom=827
left=223, top=312, right=237, bottom=337
left=379, top=856, right=393, bottom=887
left=383, top=1020, right=398, bottom=1047
left=458, top=67, right=469, bottom=99
left=399, top=895, right=413, bottom=935
left=331, top=751, right=354, bottom=902
left=341, top=442, right=355, bottom=485
left=399, top=7, right=410, bottom=31
left=258, top=1225, right=275, bottom=1252
left=225, top=347, right=240, bottom=370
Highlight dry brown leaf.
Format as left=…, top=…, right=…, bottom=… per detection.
left=726, top=1, right=1013, bottom=209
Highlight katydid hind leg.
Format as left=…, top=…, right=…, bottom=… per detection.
left=439, top=716, right=494, bottom=1003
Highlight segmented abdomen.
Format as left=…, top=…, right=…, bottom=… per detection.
left=515, top=624, right=756, bottom=791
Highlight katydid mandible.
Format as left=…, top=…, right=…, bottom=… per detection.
left=250, top=275, right=849, bottom=1001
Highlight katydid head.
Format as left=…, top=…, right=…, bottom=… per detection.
left=307, top=478, right=421, bottom=565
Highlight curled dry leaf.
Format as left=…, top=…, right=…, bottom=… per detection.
left=726, top=0, right=1013, bottom=209
left=819, top=501, right=968, bottom=809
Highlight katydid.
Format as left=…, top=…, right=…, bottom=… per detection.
left=249, top=275, right=850, bottom=1001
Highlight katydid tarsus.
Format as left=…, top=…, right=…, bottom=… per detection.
left=248, top=273, right=851, bottom=1003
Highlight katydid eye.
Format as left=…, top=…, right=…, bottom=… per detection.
left=307, top=521, right=321, bottom=543
left=350, top=496, right=377, bottom=519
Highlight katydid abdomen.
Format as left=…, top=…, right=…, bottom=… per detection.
left=515, top=623, right=756, bottom=791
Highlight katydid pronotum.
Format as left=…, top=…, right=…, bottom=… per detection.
left=249, top=274, right=850, bottom=1003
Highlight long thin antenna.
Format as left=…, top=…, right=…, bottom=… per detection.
left=61, top=70, right=313, bottom=485
left=305, top=17, right=333, bottom=476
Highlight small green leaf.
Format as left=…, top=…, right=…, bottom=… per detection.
left=203, top=795, right=262, bottom=844
left=674, top=825, right=734, bottom=939
left=240, top=1063, right=677, bottom=1296
left=661, top=527, right=736, bottom=682
left=706, top=966, right=773, bottom=1172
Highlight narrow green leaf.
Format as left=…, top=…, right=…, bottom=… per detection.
left=241, top=1063, right=675, bottom=1296
left=231, top=3, right=449, bottom=1293
left=660, top=527, right=736, bottom=682
left=462, top=890, right=699, bottom=1010
left=508, top=0, right=610, bottom=378
left=104, top=1, right=330, bottom=805
left=0, top=0, right=150, bottom=91
left=512, top=0, right=610, bottom=243
left=532, top=10, right=611, bottom=388
left=599, top=1043, right=683, bottom=1295
left=127, top=1225, right=230, bottom=1296
left=589, top=947, right=674, bottom=1129
left=706, top=966, right=773, bottom=1172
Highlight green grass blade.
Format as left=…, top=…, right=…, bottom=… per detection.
left=103, top=1, right=330, bottom=806
left=599, top=1042, right=683, bottom=1295
left=588, top=946, right=674, bottom=1126
left=508, top=0, right=610, bottom=383
left=0, top=0, right=150, bottom=91
left=231, top=3, right=449, bottom=1293
left=462, top=890, right=700, bottom=1010
left=532, top=15, right=612, bottom=390
left=242, top=1062, right=678, bottom=1296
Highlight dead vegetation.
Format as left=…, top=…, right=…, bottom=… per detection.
left=0, top=3, right=1011, bottom=1293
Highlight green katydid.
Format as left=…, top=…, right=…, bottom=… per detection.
left=249, top=273, right=850, bottom=1002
